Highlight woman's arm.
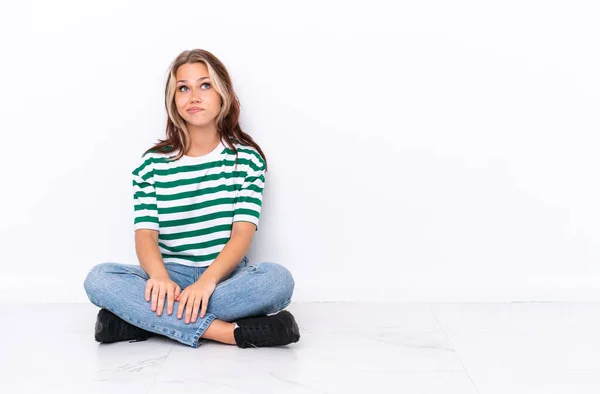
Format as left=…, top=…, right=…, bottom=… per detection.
left=202, top=221, right=256, bottom=284
left=202, top=149, right=266, bottom=284
left=135, top=229, right=169, bottom=278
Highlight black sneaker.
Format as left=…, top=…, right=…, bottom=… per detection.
left=233, top=310, right=300, bottom=348
left=94, top=308, right=155, bottom=344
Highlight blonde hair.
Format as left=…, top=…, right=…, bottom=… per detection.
left=145, top=49, right=267, bottom=168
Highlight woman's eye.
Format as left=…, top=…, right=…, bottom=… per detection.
left=177, top=83, right=209, bottom=92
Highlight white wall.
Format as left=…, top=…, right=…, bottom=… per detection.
left=1, top=0, right=598, bottom=304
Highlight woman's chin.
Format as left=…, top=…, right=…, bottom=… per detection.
left=185, top=120, right=214, bottom=129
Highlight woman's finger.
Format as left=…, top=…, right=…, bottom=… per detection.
left=145, top=280, right=153, bottom=302
left=184, top=296, right=195, bottom=324
left=166, top=286, right=174, bottom=315
left=156, top=283, right=166, bottom=316
left=151, top=283, right=160, bottom=312
left=191, top=296, right=202, bottom=323
left=177, top=292, right=187, bottom=319
left=200, top=293, right=210, bottom=318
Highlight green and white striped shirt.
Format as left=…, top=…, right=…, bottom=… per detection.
left=132, top=139, right=266, bottom=267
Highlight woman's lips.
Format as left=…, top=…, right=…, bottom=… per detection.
left=187, top=108, right=205, bottom=114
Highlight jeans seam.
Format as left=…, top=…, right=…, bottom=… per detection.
left=191, top=313, right=217, bottom=348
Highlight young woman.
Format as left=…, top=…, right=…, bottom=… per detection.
left=83, top=49, right=300, bottom=349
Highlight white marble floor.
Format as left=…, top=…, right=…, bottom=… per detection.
left=1, top=302, right=600, bottom=393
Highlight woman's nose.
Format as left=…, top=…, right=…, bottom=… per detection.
left=190, top=88, right=202, bottom=102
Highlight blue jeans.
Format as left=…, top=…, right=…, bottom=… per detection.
left=83, top=256, right=295, bottom=348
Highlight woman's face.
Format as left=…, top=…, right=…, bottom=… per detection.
left=174, top=62, right=222, bottom=129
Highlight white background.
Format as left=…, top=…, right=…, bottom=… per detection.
left=0, top=0, right=598, bottom=304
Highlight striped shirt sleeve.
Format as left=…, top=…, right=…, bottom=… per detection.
left=233, top=154, right=266, bottom=231
left=132, top=155, right=159, bottom=231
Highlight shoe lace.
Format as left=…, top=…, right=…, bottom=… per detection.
left=243, top=324, right=277, bottom=347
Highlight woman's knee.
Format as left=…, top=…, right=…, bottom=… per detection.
left=83, top=262, right=121, bottom=300
left=256, top=262, right=295, bottom=306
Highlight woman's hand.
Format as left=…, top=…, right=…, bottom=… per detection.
left=176, top=275, right=217, bottom=324
left=145, top=275, right=181, bottom=317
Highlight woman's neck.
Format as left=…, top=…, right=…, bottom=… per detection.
left=186, top=127, right=221, bottom=157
